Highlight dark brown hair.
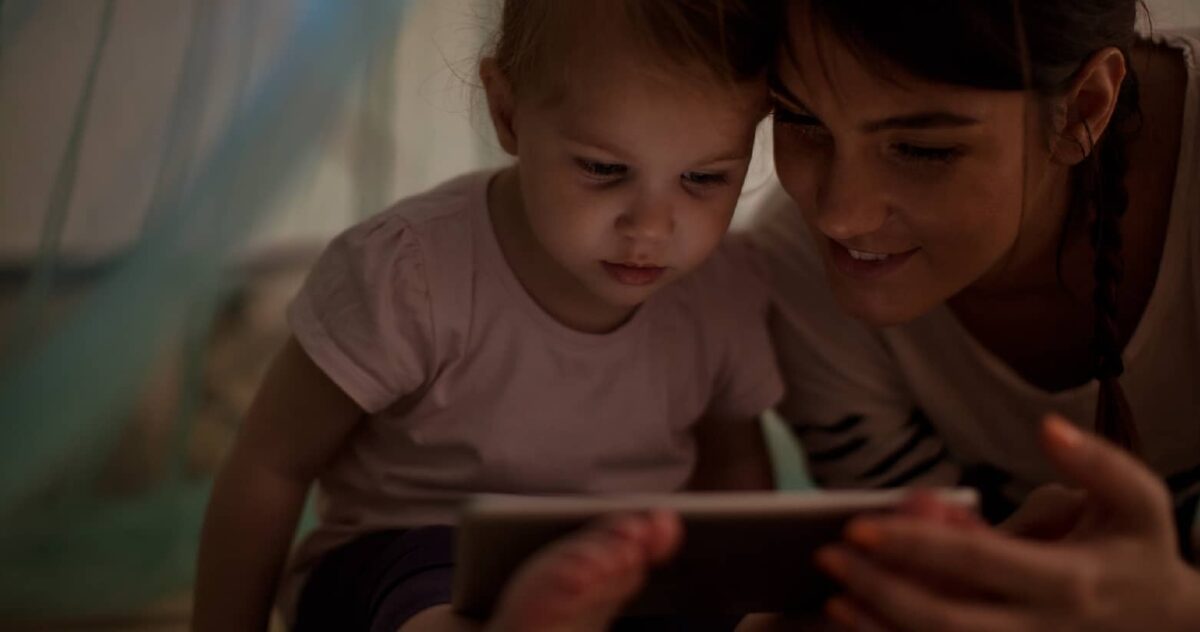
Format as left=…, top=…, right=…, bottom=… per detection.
left=491, top=0, right=774, bottom=96
left=771, top=0, right=1143, bottom=450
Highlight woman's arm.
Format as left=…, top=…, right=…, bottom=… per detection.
left=192, top=337, right=364, bottom=632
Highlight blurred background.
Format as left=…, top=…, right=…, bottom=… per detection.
left=1, top=0, right=1197, bottom=629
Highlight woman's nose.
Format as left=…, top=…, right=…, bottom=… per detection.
left=813, top=157, right=889, bottom=240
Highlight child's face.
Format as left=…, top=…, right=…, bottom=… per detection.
left=498, top=50, right=766, bottom=316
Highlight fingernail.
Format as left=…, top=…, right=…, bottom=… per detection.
left=844, top=520, right=884, bottom=551
left=1044, top=415, right=1082, bottom=450
left=814, top=547, right=849, bottom=581
left=825, top=596, right=857, bottom=628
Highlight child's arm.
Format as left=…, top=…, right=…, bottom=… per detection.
left=192, top=337, right=364, bottom=632
left=688, top=416, right=775, bottom=491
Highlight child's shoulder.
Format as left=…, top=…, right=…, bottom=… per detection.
left=369, top=170, right=492, bottom=236
left=327, top=170, right=492, bottom=269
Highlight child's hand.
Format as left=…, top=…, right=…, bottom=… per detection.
left=813, top=414, right=1200, bottom=632
left=489, top=511, right=682, bottom=631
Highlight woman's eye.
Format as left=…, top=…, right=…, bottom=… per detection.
left=682, top=171, right=728, bottom=187
left=772, top=107, right=832, bottom=144
left=893, top=143, right=963, bottom=164
left=576, top=159, right=627, bottom=179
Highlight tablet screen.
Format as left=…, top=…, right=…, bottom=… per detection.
left=452, top=489, right=978, bottom=616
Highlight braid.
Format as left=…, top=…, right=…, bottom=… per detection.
left=1081, top=64, right=1141, bottom=452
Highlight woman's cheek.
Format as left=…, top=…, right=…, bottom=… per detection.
left=773, top=147, right=822, bottom=210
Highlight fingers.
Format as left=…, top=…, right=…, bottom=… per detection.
left=641, top=509, right=683, bottom=563
left=1040, top=415, right=1173, bottom=536
left=815, top=545, right=1029, bottom=632
left=824, top=596, right=894, bottom=632
left=999, top=483, right=1086, bottom=539
left=598, top=510, right=682, bottom=565
left=834, top=517, right=1077, bottom=605
left=898, top=489, right=985, bottom=529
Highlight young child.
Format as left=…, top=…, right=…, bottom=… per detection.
left=192, top=1, right=780, bottom=630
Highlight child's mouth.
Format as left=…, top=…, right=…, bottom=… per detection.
left=602, top=261, right=666, bottom=286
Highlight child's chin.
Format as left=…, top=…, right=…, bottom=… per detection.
left=604, top=280, right=665, bottom=304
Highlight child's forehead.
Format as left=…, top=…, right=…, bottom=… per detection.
left=541, top=69, right=766, bottom=157
left=527, top=41, right=764, bottom=116
left=513, top=1, right=762, bottom=106
left=541, top=58, right=768, bottom=150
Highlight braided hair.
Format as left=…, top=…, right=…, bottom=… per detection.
left=1074, top=72, right=1142, bottom=450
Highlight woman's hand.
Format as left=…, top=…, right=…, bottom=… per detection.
left=813, top=414, right=1200, bottom=632
left=998, top=482, right=1087, bottom=540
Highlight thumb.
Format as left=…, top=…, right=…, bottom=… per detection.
left=1040, top=414, right=1173, bottom=535
left=999, top=483, right=1086, bottom=539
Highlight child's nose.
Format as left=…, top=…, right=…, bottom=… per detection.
left=616, top=197, right=675, bottom=241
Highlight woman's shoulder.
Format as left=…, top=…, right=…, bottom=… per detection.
left=1152, top=27, right=1200, bottom=51
left=739, top=188, right=870, bottom=330
left=740, top=189, right=827, bottom=286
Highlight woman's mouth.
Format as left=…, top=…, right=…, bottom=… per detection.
left=602, top=261, right=666, bottom=286
left=828, top=239, right=919, bottom=280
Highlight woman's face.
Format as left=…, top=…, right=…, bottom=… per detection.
left=771, top=12, right=1062, bottom=326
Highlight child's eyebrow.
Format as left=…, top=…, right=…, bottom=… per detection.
left=562, top=132, right=627, bottom=158
left=692, top=149, right=753, bottom=166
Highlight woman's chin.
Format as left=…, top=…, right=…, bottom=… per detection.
left=829, top=280, right=930, bottom=328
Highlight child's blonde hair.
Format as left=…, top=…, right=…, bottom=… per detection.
left=491, top=0, right=773, bottom=97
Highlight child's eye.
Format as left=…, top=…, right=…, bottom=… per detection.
left=576, top=159, right=628, bottom=180
left=892, top=143, right=963, bottom=164
left=682, top=171, right=728, bottom=187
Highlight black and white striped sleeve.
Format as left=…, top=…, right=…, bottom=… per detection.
left=769, top=301, right=961, bottom=491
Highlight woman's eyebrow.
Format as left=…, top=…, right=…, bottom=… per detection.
left=862, top=112, right=982, bottom=132
left=768, top=74, right=982, bottom=132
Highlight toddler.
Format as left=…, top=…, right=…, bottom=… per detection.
left=193, top=1, right=780, bottom=630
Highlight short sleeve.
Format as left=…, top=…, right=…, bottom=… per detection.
left=287, top=213, right=435, bottom=413
left=700, top=237, right=786, bottom=422
left=745, top=193, right=961, bottom=490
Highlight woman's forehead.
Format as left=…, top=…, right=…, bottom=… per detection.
left=774, top=22, right=1013, bottom=126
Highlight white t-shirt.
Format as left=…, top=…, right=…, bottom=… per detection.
left=748, top=29, right=1200, bottom=559
left=279, top=169, right=783, bottom=617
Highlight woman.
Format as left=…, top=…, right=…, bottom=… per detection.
left=749, top=0, right=1200, bottom=628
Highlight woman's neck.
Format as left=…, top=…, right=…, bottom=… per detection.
left=948, top=37, right=1185, bottom=391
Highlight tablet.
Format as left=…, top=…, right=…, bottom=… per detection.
left=452, top=488, right=978, bottom=617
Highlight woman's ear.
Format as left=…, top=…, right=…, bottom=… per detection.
left=1050, top=47, right=1128, bottom=166
left=480, top=58, right=519, bottom=156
